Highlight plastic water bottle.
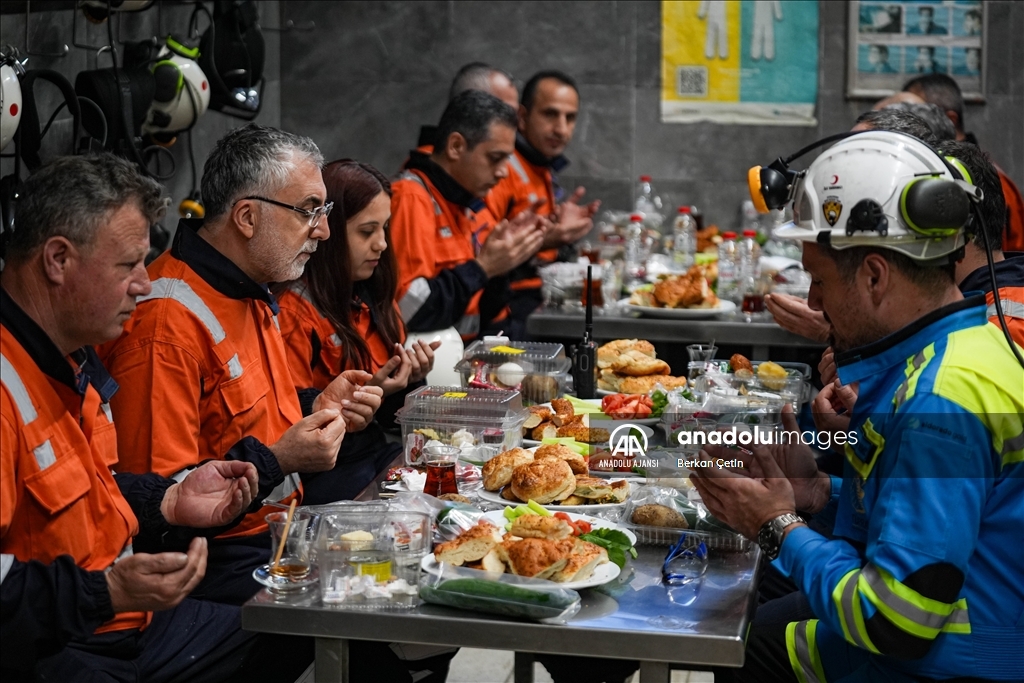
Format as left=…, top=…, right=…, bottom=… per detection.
left=717, top=231, right=740, bottom=304
left=672, top=206, right=697, bottom=270
left=739, top=229, right=762, bottom=282
left=624, top=213, right=647, bottom=288
left=635, top=175, right=663, bottom=216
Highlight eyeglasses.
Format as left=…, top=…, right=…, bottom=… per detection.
left=241, top=196, right=334, bottom=228
left=662, top=532, right=708, bottom=585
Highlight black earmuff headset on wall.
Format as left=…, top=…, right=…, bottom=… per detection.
left=747, top=129, right=1023, bottom=368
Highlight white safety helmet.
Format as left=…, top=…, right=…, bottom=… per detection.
left=0, top=61, right=22, bottom=152
left=141, top=37, right=210, bottom=139
left=774, top=131, right=980, bottom=262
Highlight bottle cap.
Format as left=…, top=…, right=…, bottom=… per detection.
left=742, top=229, right=758, bottom=237
left=678, top=206, right=691, bottom=214
left=722, top=231, right=738, bottom=240
left=639, top=175, right=651, bottom=182
left=629, top=213, right=643, bottom=222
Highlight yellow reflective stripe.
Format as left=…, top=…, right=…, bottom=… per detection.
left=893, top=344, right=935, bottom=410
left=845, top=418, right=885, bottom=479
left=805, top=620, right=828, bottom=683
left=1001, top=429, right=1024, bottom=467
left=858, top=565, right=970, bottom=639
left=786, top=620, right=826, bottom=683
left=831, top=569, right=880, bottom=653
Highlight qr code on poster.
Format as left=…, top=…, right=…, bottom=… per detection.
left=676, top=66, right=708, bottom=97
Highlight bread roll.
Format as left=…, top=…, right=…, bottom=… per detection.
left=631, top=504, right=688, bottom=528
left=510, top=458, right=576, bottom=505
left=535, top=443, right=588, bottom=475
left=482, top=447, right=534, bottom=491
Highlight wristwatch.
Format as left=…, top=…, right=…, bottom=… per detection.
left=757, top=513, right=803, bottom=561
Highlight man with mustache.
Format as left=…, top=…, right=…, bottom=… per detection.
left=486, top=70, right=601, bottom=339
left=0, top=153, right=308, bottom=680
left=100, top=124, right=383, bottom=604
left=393, top=90, right=545, bottom=341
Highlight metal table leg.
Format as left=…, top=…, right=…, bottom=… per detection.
left=638, top=661, right=671, bottom=683
left=514, top=652, right=535, bottom=683
left=314, top=637, right=349, bottom=683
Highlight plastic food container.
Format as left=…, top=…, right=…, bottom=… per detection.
left=395, top=386, right=530, bottom=466
left=455, top=340, right=572, bottom=405
left=316, top=510, right=421, bottom=611
left=622, top=486, right=752, bottom=552
left=418, top=564, right=582, bottom=624
left=689, top=361, right=810, bottom=412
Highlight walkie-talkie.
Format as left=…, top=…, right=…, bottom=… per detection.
left=573, top=265, right=598, bottom=398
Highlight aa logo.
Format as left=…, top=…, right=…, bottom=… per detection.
left=609, top=424, right=648, bottom=458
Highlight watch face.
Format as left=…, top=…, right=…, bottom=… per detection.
left=758, top=524, right=779, bottom=559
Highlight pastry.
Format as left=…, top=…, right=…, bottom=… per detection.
left=482, top=447, right=534, bottom=491
left=433, top=521, right=503, bottom=566
left=535, top=443, right=588, bottom=475
left=501, top=538, right=574, bottom=579
left=509, top=514, right=574, bottom=540
left=510, top=458, right=576, bottom=505
left=631, top=504, right=688, bottom=528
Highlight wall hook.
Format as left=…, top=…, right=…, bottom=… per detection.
left=24, top=0, right=71, bottom=59
left=261, top=19, right=316, bottom=32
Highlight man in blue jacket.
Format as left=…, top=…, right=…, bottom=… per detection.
left=695, top=131, right=1024, bottom=682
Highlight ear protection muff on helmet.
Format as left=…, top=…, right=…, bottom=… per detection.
left=749, top=130, right=981, bottom=240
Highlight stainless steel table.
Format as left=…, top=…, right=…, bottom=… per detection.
left=242, top=541, right=762, bottom=682
left=527, top=310, right=823, bottom=360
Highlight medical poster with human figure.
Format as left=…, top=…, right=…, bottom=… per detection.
left=847, top=1, right=985, bottom=101
left=661, top=1, right=819, bottom=125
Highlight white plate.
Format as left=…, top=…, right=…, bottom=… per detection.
left=420, top=552, right=620, bottom=591
left=625, top=299, right=737, bottom=319
left=476, top=482, right=632, bottom=513
left=421, top=511, right=635, bottom=590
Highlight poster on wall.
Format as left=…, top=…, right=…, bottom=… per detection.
left=847, top=1, right=985, bottom=101
left=661, top=1, right=819, bottom=126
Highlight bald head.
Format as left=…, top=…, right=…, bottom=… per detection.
left=872, top=90, right=925, bottom=110
left=449, top=63, right=519, bottom=109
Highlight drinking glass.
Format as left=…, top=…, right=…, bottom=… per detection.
left=422, top=445, right=460, bottom=497
left=381, top=511, right=430, bottom=584
left=266, top=511, right=313, bottom=581
left=686, top=344, right=718, bottom=380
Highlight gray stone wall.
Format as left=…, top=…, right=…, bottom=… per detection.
left=279, top=0, right=1023, bottom=230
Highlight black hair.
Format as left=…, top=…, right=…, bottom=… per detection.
left=434, top=90, right=517, bottom=152
left=828, top=245, right=956, bottom=288
left=879, top=102, right=955, bottom=141
left=854, top=108, right=938, bottom=144
left=902, top=73, right=964, bottom=132
left=10, top=153, right=166, bottom=260
left=449, top=62, right=514, bottom=101
left=521, top=70, right=579, bottom=111
left=935, top=139, right=1007, bottom=248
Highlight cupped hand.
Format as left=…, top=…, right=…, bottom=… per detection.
left=368, top=344, right=413, bottom=396
left=764, top=292, right=831, bottom=343
left=161, top=460, right=259, bottom=528
left=106, top=537, right=207, bottom=613
left=316, top=370, right=384, bottom=432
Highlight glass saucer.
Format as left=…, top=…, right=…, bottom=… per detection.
left=252, top=563, right=319, bottom=592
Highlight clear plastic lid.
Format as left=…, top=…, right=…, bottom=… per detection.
left=395, top=386, right=529, bottom=427
left=457, top=341, right=571, bottom=380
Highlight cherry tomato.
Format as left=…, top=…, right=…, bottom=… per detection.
left=575, top=520, right=592, bottom=535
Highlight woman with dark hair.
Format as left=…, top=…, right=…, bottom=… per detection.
left=276, top=160, right=438, bottom=504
